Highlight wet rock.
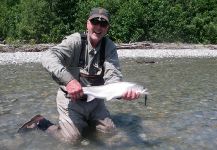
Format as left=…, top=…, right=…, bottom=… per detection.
left=0, top=44, right=55, bottom=53
left=80, top=139, right=90, bottom=146
left=135, top=58, right=156, bottom=64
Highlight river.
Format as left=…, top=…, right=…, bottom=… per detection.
left=0, top=58, right=217, bottom=150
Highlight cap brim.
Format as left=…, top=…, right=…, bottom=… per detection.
left=89, top=14, right=109, bottom=22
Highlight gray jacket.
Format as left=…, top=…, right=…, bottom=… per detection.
left=42, top=32, right=123, bottom=86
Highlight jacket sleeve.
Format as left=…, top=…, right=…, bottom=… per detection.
left=41, top=33, right=81, bottom=85
left=103, top=38, right=123, bottom=84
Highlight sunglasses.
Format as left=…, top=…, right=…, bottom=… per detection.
left=90, top=17, right=109, bottom=27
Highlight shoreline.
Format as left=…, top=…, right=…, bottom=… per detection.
left=0, top=42, right=217, bottom=53
left=1, top=42, right=217, bottom=64
left=1, top=48, right=217, bottom=64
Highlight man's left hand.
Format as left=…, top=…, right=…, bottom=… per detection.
left=122, top=89, right=140, bottom=101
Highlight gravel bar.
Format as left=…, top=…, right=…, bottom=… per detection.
left=0, top=49, right=217, bottom=64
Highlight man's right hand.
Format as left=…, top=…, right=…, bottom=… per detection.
left=66, top=79, right=83, bottom=101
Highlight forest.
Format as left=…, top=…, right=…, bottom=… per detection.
left=0, top=0, right=217, bottom=44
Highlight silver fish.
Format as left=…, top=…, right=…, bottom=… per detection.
left=82, top=82, right=148, bottom=102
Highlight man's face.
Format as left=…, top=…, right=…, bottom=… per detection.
left=87, top=17, right=109, bottom=46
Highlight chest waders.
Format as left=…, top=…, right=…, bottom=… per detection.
left=79, top=33, right=106, bottom=86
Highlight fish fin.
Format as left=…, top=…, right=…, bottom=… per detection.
left=141, top=89, right=149, bottom=95
left=114, top=97, right=122, bottom=101
left=106, top=96, right=120, bottom=101
left=87, top=95, right=96, bottom=102
left=105, top=96, right=113, bottom=101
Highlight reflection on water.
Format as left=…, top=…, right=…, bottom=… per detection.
left=0, top=58, right=217, bottom=150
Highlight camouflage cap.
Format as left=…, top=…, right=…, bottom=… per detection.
left=88, top=7, right=110, bottom=22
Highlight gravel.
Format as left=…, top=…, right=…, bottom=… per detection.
left=0, top=48, right=217, bottom=64
left=0, top=52, right=44, bottom=64
left=118, top=48, right=217, bottom=58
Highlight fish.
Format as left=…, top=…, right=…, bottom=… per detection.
left=82, top=82, right=148, bottom=103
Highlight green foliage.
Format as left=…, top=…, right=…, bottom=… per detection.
left=0, top=0, right=217, bottom=44
left=109, top=0, right=145, bottom=42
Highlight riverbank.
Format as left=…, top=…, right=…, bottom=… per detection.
left=0, top=42, right=217, bottom=53
left=0, top=42, right=217, bottom=64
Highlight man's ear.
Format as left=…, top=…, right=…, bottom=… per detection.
left=86, top=20, right=90, bottom=28
left=106, top=25, right=110, bottom=32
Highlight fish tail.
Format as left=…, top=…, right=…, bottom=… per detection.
left=141, top=89, right=149, bottom=95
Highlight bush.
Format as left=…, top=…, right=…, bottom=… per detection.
left=1, top=0, right=217, bottom=44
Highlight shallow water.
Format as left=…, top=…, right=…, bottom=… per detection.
left=0, top=58, right=217, bottom=150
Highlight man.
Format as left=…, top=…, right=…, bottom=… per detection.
left=18, top=7, right=140, bottom=143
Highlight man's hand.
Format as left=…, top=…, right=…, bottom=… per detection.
left=122, top=89, right=140, bottom=101
left=66, top=79, right=83, bottom=101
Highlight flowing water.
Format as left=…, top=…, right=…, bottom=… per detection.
left=0, top=58, right=217, bottom=150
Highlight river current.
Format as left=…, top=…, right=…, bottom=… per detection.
left=0, top=58, right=217, bottom=150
